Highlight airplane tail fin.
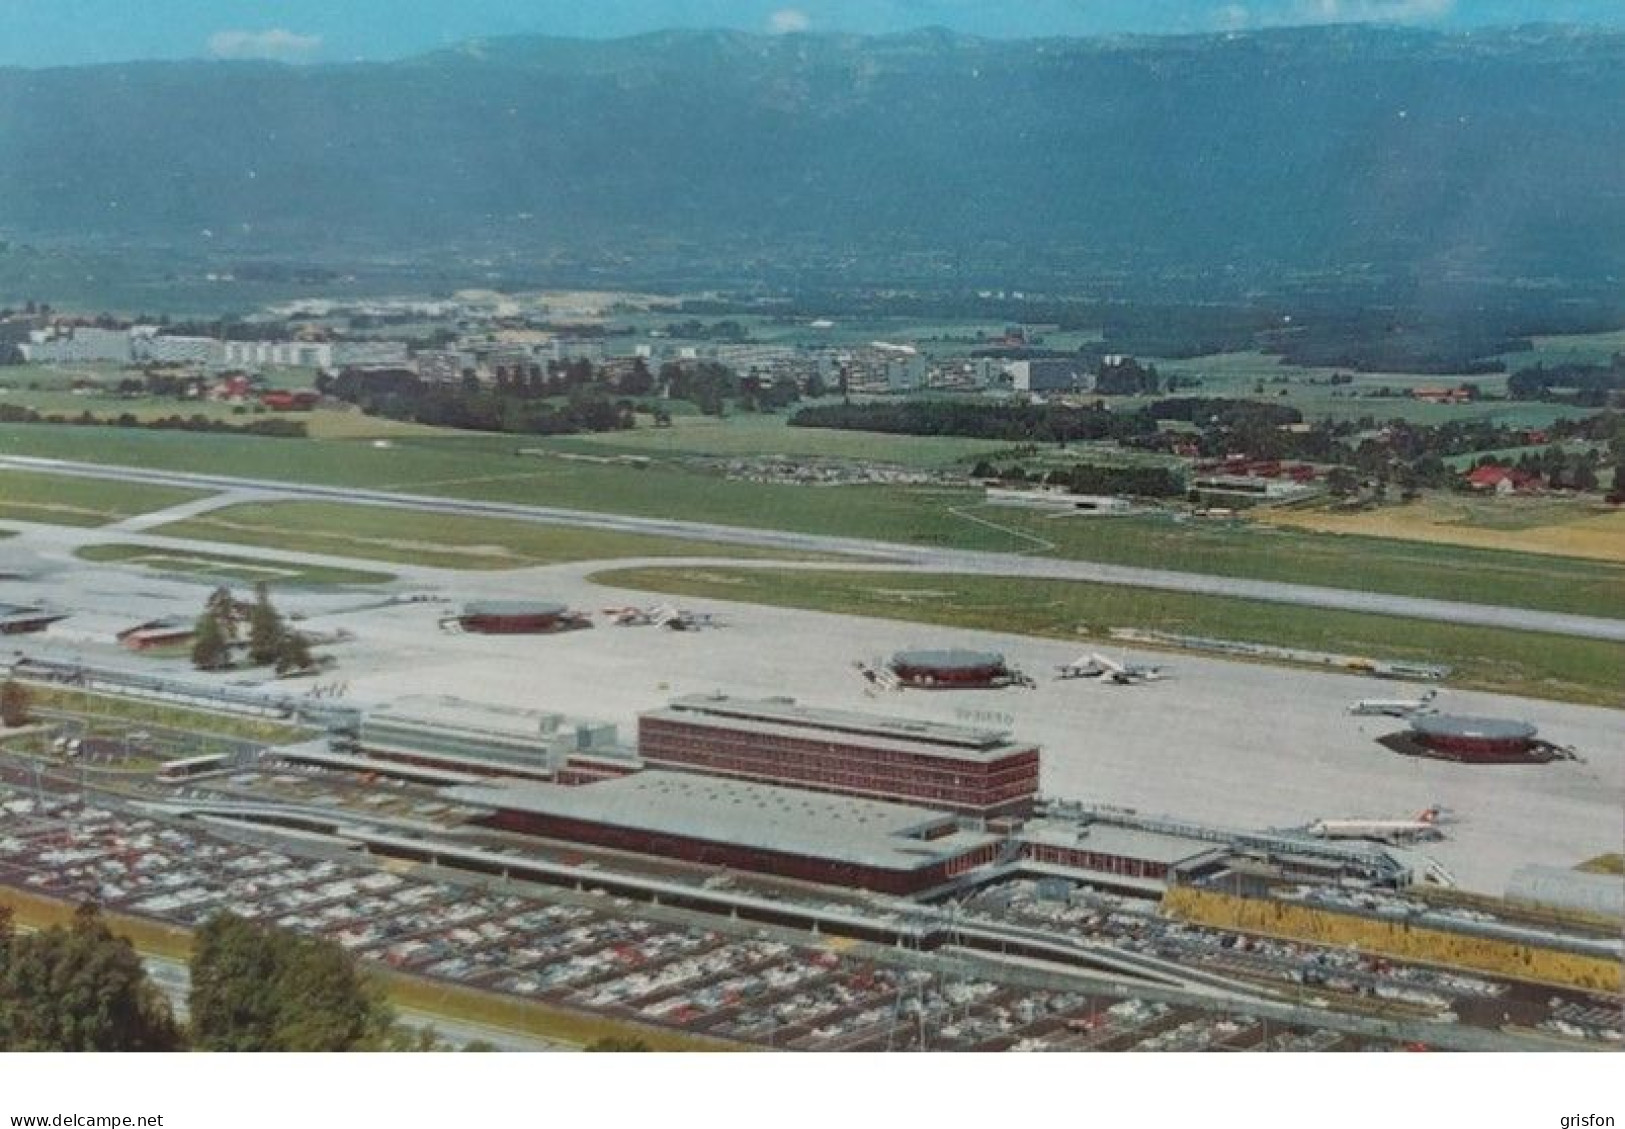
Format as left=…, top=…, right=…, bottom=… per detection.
left=1417, top=805, right=1441, bottom=823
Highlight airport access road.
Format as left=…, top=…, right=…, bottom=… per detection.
left=5, top=455, right=1623, bottom=643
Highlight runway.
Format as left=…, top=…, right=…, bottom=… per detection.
left=5, top=456, right=1623, bottom=641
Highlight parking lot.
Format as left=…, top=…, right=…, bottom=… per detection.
left=961, top=879, right=1621, bottom=1043
left=0, top=781, right=1435, bottom=1052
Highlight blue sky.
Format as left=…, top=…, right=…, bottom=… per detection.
left=2, top=0, right=1621, bottom=67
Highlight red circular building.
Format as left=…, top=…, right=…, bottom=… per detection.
left=453, top=600, right=589, bottom=634
left=1408, top=714, right=1541, bottom=763
left=888, top=648, right=1014, bottom=689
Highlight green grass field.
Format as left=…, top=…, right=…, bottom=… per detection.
left=531, top=411, right=1021, bottom=468
left=0, top=466, right=210, bottom=526
left=5, top=427, right=1621, bottom=616
left=973, top=509, right=1625, bottom=619
left=74, top=543, right=397, bottom=586
left=1153, top=350, right=1594, bottom=427
left=153, top=500, right=845, bottom=570
left=0, top=370, right=441, bottom=441
left=594, top=566, right=1625, bottom=707
left=1506, top=330, right=1625, bottom=369
left=20, top=684, right=309, bottom=744
left=0, top=425, right=1025, bottom=550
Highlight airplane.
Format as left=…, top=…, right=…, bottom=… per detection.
left=1302, top=805, right=1448, bottom=845
left=1346, top=689, right=1438, bottom=717
left=1055, top=652, right=1165, bottom=684
left=601, top=605, right=719, bottom=630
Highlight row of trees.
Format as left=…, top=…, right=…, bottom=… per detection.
left=321, top=367, right=638, bottom=436
left=324, top=357, right=814, bottom=431
left=0, top=403, right=306, bottom=438
left=0, top=904, right=392, bottom=1051
left=973, top=461, right=1185, bottom=497
left=2, top=900, right=654, bottom=1051
left=1093, top=357, right=1165, bottom=395
left=0, top=904, right=182, bottom=1051
left=1477, top=446, right=1612, bottom=493
left=192, top=585, right=316, bottom=674
left=1506, top=358, right=1625, bottom=406
left=791, top=400, right=1156, bottom=443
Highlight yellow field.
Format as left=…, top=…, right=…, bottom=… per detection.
left=1256, top=496, right=1625, bottom=563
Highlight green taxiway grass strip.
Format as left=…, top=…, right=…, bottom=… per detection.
left=0, top=466, right=210, bottom=527
left=1, top=425, right=1619, bottom=618
left=973, top=510, right=1625, bottom=621
left=594, top=566, right=1625, bottom=708
left=75, top=542, right=397, bottom=587
left=19, top=685, right=309, bottom=745
left=155, top=500, right=843, bottom=571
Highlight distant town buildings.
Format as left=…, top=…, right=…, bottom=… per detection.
left=1008, top=358, right=1092, bottom=394
left=20, top=326, right=135, bottom=364
left=223, top=340, right=334, bottom=368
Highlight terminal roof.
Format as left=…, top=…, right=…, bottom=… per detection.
left=447, top=771, right=999, bottom=872
left=654, top=694, right=1029, bottom=761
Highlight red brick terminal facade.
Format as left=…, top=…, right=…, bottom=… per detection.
left=638, top=695, right=1040, bottom=818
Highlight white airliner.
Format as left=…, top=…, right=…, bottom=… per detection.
left=602, top=605, right=718, bottom=630
left=1346, top=689, right=1438, bottom=717
left=1056, top=652, right=1165, bottom=684
left=1304, top=805, right=1447, bottom=844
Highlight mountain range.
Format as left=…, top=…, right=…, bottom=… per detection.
left=1, top=25, right=1621, bottom=295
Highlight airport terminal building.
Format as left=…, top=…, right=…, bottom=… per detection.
left=448, top=771, right=1004, bottom=895
left=638, top=694, right=1041, bottom=818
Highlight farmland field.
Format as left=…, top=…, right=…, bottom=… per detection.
left=0, top=466, right=210, bottom=526
left=0, top=373, right=441, bottom=441
left=594, top=566, right=1625, bottom=708
left=1253, top=496, right=1625, bottom=563
left=1151, top=350, right=1596, bottom=427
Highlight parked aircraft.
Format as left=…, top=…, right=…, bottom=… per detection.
left=1303, top=805, right=1447, bottom=844
left=1056, top=652, right=1165, bottom=684
left=602, top=605, right=720, bottom=630
left=1347, top=689, right=1438, bottom=717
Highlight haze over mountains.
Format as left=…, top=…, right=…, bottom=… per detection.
left=1, top=24, right=1621, bottom=296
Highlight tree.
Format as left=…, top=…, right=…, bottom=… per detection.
left=274, top=631, right=316, bottom=676
left=1325, top=466, right=1359, bottom=498
left=247, top=583, right=285, bottom=666
left=191, top=612, right=231, bottom=670
left=619, top=357, right=654, bottom=397
left=272, top=934, right=390, bottom=1051
left=187, top=913, right=281, bottom=1051
left=586, top=1035, right=651, bottom=1052
left=190, top=913, right=391, bottom=1052
left=203, top=586, right=242, bottom=645
left=0, top=904, right=182, bottom=1051
left=0, top=680, right=31, bottom=728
